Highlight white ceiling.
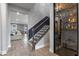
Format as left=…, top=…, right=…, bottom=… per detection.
left=9, top=3, right=35, bottom=11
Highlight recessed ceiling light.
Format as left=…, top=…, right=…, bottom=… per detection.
left=16, top=12, right=20, bottom=15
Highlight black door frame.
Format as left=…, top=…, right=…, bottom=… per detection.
left=53, top=3, right=78, bottom=56
left=77, top=3, right=78, bottom=56
left=53, top=3, right=55, bottom=53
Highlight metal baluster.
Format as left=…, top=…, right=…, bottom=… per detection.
left=32, top=28, right=35, bottom=50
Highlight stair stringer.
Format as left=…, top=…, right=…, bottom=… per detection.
left=35, top=30, right=50, bottom=50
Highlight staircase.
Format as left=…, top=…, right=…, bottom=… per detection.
left=28, top=16, right=49, bottom=50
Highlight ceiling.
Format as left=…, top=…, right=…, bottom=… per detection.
left=8, top=3, right=35, bottom=11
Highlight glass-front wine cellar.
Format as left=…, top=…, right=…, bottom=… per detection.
left=54, top=3, right=78, bottom=56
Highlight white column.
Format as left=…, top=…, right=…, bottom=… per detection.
left=49, top=4, right=54, bottom=53
left=0, top=3, right=8, bottom=55
left=0, top=4, right=2, bottom=54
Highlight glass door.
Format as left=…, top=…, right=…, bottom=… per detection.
left=54, top=3, right=78, bottom=56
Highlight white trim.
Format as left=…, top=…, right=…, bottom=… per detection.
left=0, top=50, right=1, bottom=55
left=49, top=49, right=58, bottom=56
left=35, top=44, right=45, bottom=49
left=35, top=44, right=48, bottom=50
left=8, top=44, right=11, bottom=48
left=49, top=48, right=54, bottom=53
left=28, top=38, right=32, bottom=46
left=0, top=50, right=7, bottom=55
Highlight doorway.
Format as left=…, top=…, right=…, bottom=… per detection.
left=8, top=6, right=30, bottom=55
left=54, top=3, right=78, bottom=56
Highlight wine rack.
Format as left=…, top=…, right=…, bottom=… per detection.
left=55, top=3, right=77, bottom=51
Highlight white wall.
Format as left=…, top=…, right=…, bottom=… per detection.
left=8, top=5, right=29, bottom=24
left=8, top=5, right=29, bottom=15
left=28, top=3, right=50, bottom=29
left=34, top=3, right=54, bottom=52
left=49, top=4, right=54, bottom=53
left=9, top=11, right=28, bottom=24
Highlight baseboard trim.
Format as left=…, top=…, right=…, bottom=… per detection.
left=35, top=44, right=48, bottom=50
left=8, top=44, right=11, bottom=48
left=0, top=50, right=7, bottom=55
left=35, top=44, right=45, bottom=50
left=0, top=50, right=1, bottom=55
left=0, top=44, right=11, bottom=55
left=49, top=48, right=54, bottom=53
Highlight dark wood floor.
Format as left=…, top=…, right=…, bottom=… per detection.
left=55, top=47, right=77, bottom=56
